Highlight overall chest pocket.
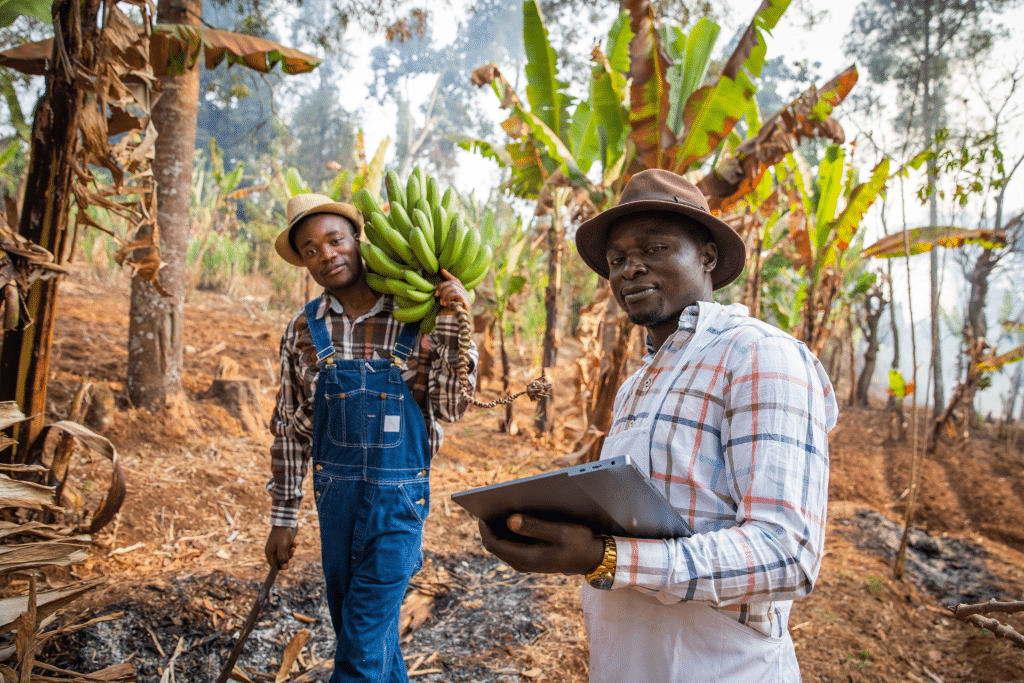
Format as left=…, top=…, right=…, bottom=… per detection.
left=326, top=390, right=405, bottom=448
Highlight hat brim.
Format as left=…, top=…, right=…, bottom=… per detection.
left=275, top=203, right=364, bottom=267
left=575, top=199, right=746, bottom=289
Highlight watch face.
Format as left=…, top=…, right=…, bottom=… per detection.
left=589, top=574, right=614, bottom=590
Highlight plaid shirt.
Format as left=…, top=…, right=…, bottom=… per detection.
left=607, top=302, right=837, bottom=638
left=266, top=290, right=477, bottom=527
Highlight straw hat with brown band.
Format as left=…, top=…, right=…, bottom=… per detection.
left=274, top=193, right=364, bottom=267
left=574, top=169, right=746, bottom=290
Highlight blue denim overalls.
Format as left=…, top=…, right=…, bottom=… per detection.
left=304, top=299, right=430, bottom=682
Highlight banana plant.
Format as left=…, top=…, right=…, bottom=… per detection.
left=185, top=138, right=246, bottom=301
left=476, top=208, right=531, bottom=432
left=762, top=145, right=891, bottom=357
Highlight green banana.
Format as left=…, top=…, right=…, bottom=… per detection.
left=458, top=244, right=492, bottom=286
left=365, top=271, right=390, bottom=294
left=379, top=220, right=417, bottom=266
left=356, top=188, right=382, bottom=221
left=366, top=214, right=402, bottom=261
left=412, top=166, right=426, bottom=195
left=451, top=225, right=481, bottom=277
left=426, top=175, right=441, bottom=210
left=406, top=172, right=422, bottom=209
left=389, top=202, right=414, bottom=239
left=408, top=224, right=439, bottom=274
left=414, top=198, right=433, bottom=226
left=439, top=214, right=467, bottom=271
left=411, top=208, right=435, bottom=253
left=419, top=301, right=441, bottom=334
left=440, top=187, right=455, bottom=213
left=431, top=205, right=448, bottom=254
left=393, top=297, right=434, bottom=322
left=403, top=268, right=436, bottom=293
left=359, top=241, right=405, bottom=279
left=385, top=170, right=406, bottom=210
left=393, top=293, right=416, bottom=309
left=461, top=264, right=489, bottom=291
left=392, top=281, right=434, bottom=302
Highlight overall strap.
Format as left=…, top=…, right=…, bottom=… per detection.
left=304, top=298, right=336, bottom=365
left=391, top=320, right=421, bottom=366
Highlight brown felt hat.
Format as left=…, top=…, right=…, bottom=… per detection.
left=275, top=193, right=364, bottom=267
left=575, top=169, right=746, bottom=289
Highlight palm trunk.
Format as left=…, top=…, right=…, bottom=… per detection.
left=127, top=0, right=201, bottom=413
left=0, top=0, right=101, bottom=462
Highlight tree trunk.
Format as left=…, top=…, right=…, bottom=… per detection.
left=923, top=18, right=945, bottom=421
left=534, top=214, right=563, bottom=434
left=965, top=249, right=994, bottom=345
left=0, top=0, right=100, bottom=462
left=856, top=290, right=886, bottom=406
left=127, top=0, right=201, bottom=413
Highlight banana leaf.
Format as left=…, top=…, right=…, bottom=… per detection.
left=0, top=0, right=51, bottom=27
left=815, top=145, right=845, bottom=246
left=673, top=0, right=792, bottom=173
left=664, top=17, right=720, bottom=137
left=0, top=24, right=320, bottom=77
left=862, top=227, right=1008, bottom=258
left=976, top=343, right=1024, bottom=373
left=590, top=28, right=631, bottom=182
left=568, top=100, right=600, bottom=175
left=522, top=0, right=568, bottom=138
left=831, top=158, right=890, bottom=255
left=627, top=0, right=673, bottom=170
left=697, top=65, right=857, bottom=212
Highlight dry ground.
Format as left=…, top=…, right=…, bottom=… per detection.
left=18, top=275, right=1024, bottom=682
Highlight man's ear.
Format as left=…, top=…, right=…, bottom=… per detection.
left=702, top=240, right=718, bottom=272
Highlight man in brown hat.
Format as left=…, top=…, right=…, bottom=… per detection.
left=265, top=193, right=477, bottom=682
left=479, top=170, right=838, bottom=682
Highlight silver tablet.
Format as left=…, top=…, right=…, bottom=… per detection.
left=451, top=454, right=692, bottom=539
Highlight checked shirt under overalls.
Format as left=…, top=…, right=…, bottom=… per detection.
left=305, top=299, right=430, bottom=683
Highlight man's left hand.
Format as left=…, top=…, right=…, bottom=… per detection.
left=437, top=269, right=471, bottom=313
left=478, top=514, right=606, bottom=576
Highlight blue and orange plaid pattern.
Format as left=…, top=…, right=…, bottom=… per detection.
left=606, top=302, right=837, bottom=638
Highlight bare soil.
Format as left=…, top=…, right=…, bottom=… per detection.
left=25, top=276, right=1024, bottom=682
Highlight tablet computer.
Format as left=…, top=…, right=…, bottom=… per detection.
left=450, top=454, right=692, bottom=539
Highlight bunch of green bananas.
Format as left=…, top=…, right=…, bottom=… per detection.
left=355, top=167, right=492, bottom=334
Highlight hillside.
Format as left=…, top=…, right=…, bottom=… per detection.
left=31, top=276, right=1024, bottom=682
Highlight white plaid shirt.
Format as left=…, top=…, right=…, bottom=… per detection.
left=606, top=302, right=837, bottom=637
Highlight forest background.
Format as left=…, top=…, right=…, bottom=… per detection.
left=2, top=0, right=1024, bottom=424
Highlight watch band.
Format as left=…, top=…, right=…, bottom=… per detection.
left=585, top=534, right=617, bottom=590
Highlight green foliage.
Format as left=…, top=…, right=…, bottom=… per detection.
left=0, top=0, right=51, bottom=27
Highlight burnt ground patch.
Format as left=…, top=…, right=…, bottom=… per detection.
left=834, top=509, right=1016, bottom=608
left=45, top=551, right=557, bottom=682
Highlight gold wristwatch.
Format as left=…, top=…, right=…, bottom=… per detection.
left=585, top=534, right=617, bottom=590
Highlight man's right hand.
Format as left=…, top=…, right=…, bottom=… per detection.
left=265, top=525, right=297, bottom=569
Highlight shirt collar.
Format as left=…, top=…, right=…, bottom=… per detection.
left=316, top=290, right=392, bottom=321
left=644, top=303, right=701, bottom=356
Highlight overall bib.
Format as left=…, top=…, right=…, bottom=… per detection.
left=582, top=301, right=799, bottom=683
left=305, top=300, right=430, bottom=683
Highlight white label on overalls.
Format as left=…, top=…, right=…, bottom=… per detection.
left=384, top=415, right=401, bottom=432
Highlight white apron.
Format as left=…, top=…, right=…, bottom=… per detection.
left=582, top=301, right=800, bottom=683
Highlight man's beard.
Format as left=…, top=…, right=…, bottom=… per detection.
left=628, top=309, right=674, bottom=328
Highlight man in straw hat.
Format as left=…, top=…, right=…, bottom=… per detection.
left=265, top=193, right=477, bottom=682
left=479, top=169, right=837, bottom=682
